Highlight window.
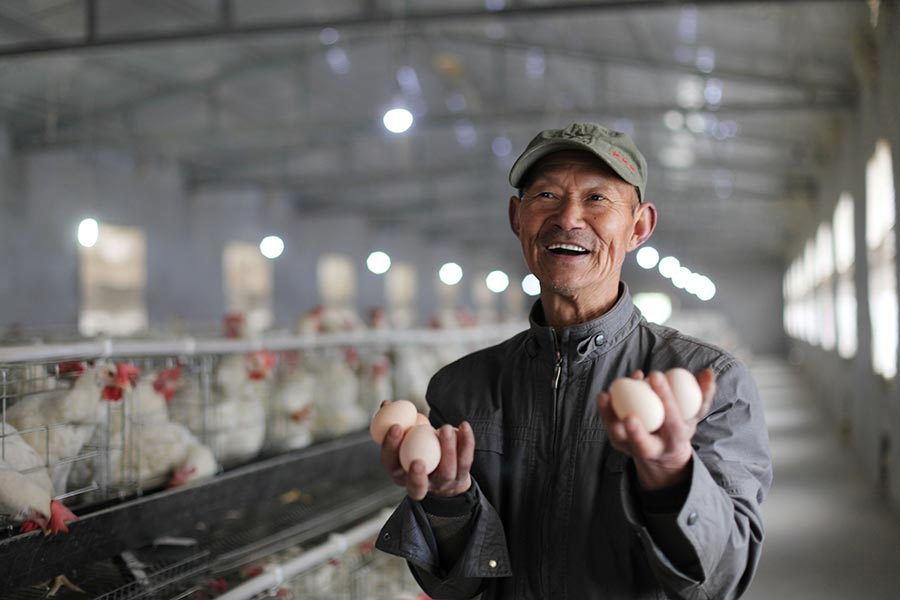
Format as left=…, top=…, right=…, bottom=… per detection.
left=803, top=239, right=818, bottom=346
left=833, top=193, right=857, bottom=358
left=814, top=223, right=836, bottom=351
left=866, top=140, right=897, bottom=378
left=224, top=242, right=273, bottom=334
left=79, top=223, right=148, bottom=336
left=386, top=262, right=417, bottom=328
left=317, top=253, right=356, bottom=310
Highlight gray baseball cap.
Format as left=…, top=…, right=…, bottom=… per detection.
left=508, top=122, right=648, bottom=201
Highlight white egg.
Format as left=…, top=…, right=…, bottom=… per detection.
left=399, top=424, right=442, bottom=473
left=609, top=378, right=665, bottom=432
left=665, top=368, right=702, bottom=420
left=370, top=399, right=418, bottom=444
left=415, top=413, right=431, bottom=427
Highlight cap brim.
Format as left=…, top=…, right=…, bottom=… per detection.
left=508, top=140, right=643, bottom=199
left=508, top=140, right=597, bottom=188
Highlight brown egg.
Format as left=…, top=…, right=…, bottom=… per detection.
left=609, top=378, right=665, bottom=432
left=399, top=425, right=441, bottom=473
left=369, top=399, right=418, bottom=444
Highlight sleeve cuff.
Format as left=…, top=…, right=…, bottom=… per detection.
left=420, top=485, right=479, bottom=517
left=634, top=463, right=692, bottom=513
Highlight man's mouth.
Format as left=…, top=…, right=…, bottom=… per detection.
left=547, top=243, right=590, bottom=256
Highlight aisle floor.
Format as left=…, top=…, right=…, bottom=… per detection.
left=744, top=358, right=900, bottom=600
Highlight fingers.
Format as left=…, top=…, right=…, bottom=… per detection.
left=647, top=371, right=687, bottom=441
left=379, top=424, right=406, bottom=486
left=406, top=461, right=429, bottom=501
left=385, top=422, right=475, bottom=500
left=630, top=369, right=645, bottom=380
left=623, top=416, right=664, bottom=459
left=695, top=368, right=717, bottom=421
left=456, top=421, right=475, bottom=478
left=433, top=425, right=458, bottom=482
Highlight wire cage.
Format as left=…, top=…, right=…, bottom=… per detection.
left=0, top=323, right=522, bottom=597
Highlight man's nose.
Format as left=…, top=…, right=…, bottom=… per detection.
left=550, top=196, right=586, bottom=230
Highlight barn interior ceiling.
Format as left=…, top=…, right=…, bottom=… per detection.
left=0, top=0, right=869, bottom=268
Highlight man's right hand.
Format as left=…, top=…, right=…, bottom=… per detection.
left=380, top=421, right=475, bottom=501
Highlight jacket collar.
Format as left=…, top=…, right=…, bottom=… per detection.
left=527, top=282, right=640, bottom=363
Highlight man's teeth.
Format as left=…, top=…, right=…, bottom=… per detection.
left=548, top=243, right=589, bottom=253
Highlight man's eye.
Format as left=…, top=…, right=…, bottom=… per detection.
left=589, top=194, right=606, bottom=202
left=538, top=192, right=555, bottom=199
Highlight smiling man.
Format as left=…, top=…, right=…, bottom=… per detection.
left=377, top=123, right=772, bottom=600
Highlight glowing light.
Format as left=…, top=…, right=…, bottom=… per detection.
left=633, top=293, right=673, bottom=325
left=319, top=28, right=339, bottom=45
left=485, top=270, right=509, bottom=293
left=367, top=251, right=391, bottom=275
left=446, top=92, right=467, bottom=113
left=636, top=247, right=660, bottom=269
left=673, top=266, right=692, bottom=289
left=696, top=276, right=716, bottom=301
left=695, top=47, right=716, bottom=73
left=522, top=274, right=541, bottom=296
left=664, top=110, right=685, bottom=131
left=78, top=218, right=99, bottom=248
left=259, top=235, right=284, bottom=259
left=686, top=112, right=707, bottom=133
left=325, top=47, right=350, bottom=74
left=439, top=262, right=463, bottom=286
left=658, top=256, right=681, bottom=279
left=491, top=136, right=512, bottom=157
left=383, top=108, right=414, bottom=133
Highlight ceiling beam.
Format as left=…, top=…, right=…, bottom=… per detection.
left=0, top=0, right=863, bottom=59
left=16, top=98, right=851, bottom=157
left=428, top=32, right=854, bottom=99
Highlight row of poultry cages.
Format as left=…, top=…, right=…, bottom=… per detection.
left=0, top=320, right=521, bottom=544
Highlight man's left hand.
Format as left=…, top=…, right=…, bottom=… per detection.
left=597, top=368, right=716, bottom=491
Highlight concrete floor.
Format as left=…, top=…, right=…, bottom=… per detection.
left=744, top=358, right=900, bottom=600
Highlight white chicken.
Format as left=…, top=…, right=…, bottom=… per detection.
left=168, top=352, right=275, bottom=468
left=4, top=362, right=136, bottom=492
left=358, top=353, right=394, bottom=416
left=391, top=346, right=434, bottom=414
left=312, top=347, right=367, bottom=439
left=268, top=352, right=316, bottom=451
left=0, top=423, right=78, bottom=533
left=70, top=367, right=217, bottom=491
left=0, top=462, right=78, bottom=534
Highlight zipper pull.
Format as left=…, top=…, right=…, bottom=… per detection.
left=552, top=351, right=562, bottom=390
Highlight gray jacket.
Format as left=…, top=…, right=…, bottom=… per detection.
left=377, top=285, right=772, bottom=599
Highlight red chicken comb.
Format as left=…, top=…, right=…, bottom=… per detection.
left=115, top=364, right=142, bottom=386
left=153, top=367, right=184, bottom=401
left=246, top=351, right=277, bottom=380
left=156, top=367, right=183, bottom=382
left=57, top=361, right=85, bottom=375
left=223, top=312, right=245, bottom=338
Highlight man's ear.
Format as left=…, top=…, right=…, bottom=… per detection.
left=509, top=195, right=522, bottom=238
left=629, top=201, right=657, bottom=250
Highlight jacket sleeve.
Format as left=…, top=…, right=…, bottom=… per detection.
left=620, top=359, right=773, bottom=600
left=375, top=478, right=511, bottom=599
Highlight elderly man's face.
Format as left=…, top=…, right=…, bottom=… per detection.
left=509, top=150, right=655, bottom=301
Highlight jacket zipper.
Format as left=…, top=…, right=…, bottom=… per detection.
left=538, top=330, right=564, bottom=596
